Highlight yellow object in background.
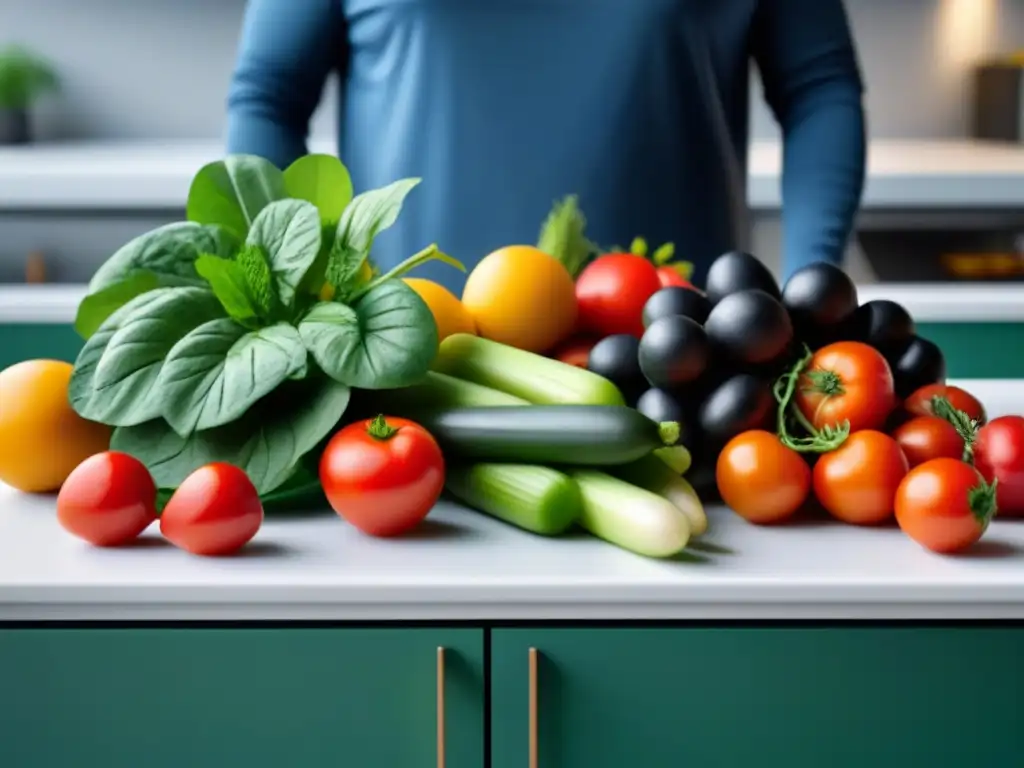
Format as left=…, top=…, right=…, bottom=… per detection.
left=403, top=277, right=477, bottom=342
left=0, top=360, right=111, bottom=493
left=460, top=245, right=578, bottom=354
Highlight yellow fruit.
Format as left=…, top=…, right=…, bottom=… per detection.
left=0, top=360, right=111, bottom=493
left=461, top=245, right=577, bottom=353
left=403, top=278, right=477, bottom=342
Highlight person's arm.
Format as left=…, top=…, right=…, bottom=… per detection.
left=750, top=0, right=866, bottom=279
left=225, top=0, right=344, bottom=169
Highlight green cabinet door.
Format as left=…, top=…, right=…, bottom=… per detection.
left=0, top=627, right=484, bottom=768
left=0, top=323, right=82, bottom=369
left=492, top=627, right=1024, bottom=768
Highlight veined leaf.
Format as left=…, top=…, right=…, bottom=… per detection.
left=186, top=155, right=287, bottom=239
left=246, top=199, right=322, bottom=309
left=283, top=154, right=353, bottom=223
left=195, top=254, right=260, bottom=324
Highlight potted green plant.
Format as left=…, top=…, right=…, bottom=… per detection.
left=0, top=44, right=59, bottom=144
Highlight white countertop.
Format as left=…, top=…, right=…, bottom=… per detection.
left=3, top=282, right=1024, bottom=324
left=1, top=139, right=1024, bottom=210
left=1, top=377, right=1022, bottom=623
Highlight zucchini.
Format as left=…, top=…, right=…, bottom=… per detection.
left=415, top=405, right=680, bottom=465
left=433, top=333, right=626, bottom=406
left=386, top=371, right=528, bottom=409
left=569, top=470, right=690, bottom=557
left=610, top=455, right=708, bottom=536
left=445, top=463, right=580, bottom=535
left=653, top=445, right=693, bottom=474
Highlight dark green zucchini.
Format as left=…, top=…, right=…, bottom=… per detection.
left=413, top=405, right=680, bottom=465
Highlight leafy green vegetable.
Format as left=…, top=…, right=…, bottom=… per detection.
left=155, top=319, right=308, bottom=436
left=186, top=155, right=287, bottom=239
left=298, top=279, right=437, bottom=389
left=74, top=271, right=163, bottom=339
left=235, top=244, right=275, bottom=318
left=110, top=377, right=351, bottom=495
left=283, top=154, right=353, bottom=223
left=348, top=243, right=465, bottom=302
left=246, top=199, right=322, bottom=310
left=69, top=288, right=226, bottom=426
left=536, top=195, right=597, bottom=278
left=194, top=254, right=260, bottom=324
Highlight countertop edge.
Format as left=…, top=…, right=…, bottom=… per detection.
left=3, top=284, right=1024, bottom=323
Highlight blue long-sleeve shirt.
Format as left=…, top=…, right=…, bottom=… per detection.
left=226, top=0, right=866, bottom=294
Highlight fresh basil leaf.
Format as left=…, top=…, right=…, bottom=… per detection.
left=235, top=244, right=276, bottom=317
left=327, top=178, right=421, bottom=291
left=298, top=280, right=437, bottom=389
left=156, top=319, right=308, bottom=436
left=88, top=222, right=235, bottom=295
left=110, top=377, right=351, bottom=495
left=186, top=155, right=287, bottom=239
left=75, top=271, right=162, bottom=340
left=68, top=287, right=225, bottom=426
left=247, top=199, right=322, bottom=309
left=195, top=254, right=259, bottom=324
left=283, top=154, right=354, bottom=223
left=324, top=242, right=367, bottom=296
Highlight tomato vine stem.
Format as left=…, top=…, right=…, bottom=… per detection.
left=930, top=395, right=979, bottom=463
left=772, top=346, right=850, bottom=453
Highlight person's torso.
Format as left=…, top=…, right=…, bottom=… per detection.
left=336, top=0, right=759, bottom=292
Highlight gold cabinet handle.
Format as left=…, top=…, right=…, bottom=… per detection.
left=437, top=647, right=446, bottom=768
left=528, top=647, right=539, bottom=768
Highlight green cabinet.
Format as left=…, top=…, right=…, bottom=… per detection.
left=0, top=627, right=484, bottom=768
left=0, top=323, right=82, bottom=370
left=490, top=627, right=1024, bottom=768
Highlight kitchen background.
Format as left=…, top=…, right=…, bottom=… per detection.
left=1, top=0, right=1024, bottom=286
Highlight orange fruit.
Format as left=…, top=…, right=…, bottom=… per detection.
left=403, top=278, right=476, bottom=342
left=461, top=245, right=577, bottom=353
left=0, top=360, right=112, bottom=493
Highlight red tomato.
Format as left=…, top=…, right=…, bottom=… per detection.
left=655, top=265, right=694, bottom=289
left=895, top=457, right=996, bottom=553
left=56, top=451, right=157, bottom=546
left=574, top=253, right=663, bottom=338
left=161, top=463, right=263, bottom=556
left=904, top=383, right=986, bottom=425
left=892, top=415, right=965, bottom=468
left=551, top=335, right=597, bottom=368
left=813, top=430, right=909, bottom=525
left=974, top=415, right=1024, bottom=517
left=716, top=430, right=811, bottom=524
left=320, top=415, right=445, bottom=536
left=796, top=341, right=896, bottom=432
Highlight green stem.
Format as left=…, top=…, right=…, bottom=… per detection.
left=930, top=395, right=979, bottom=463
left=349, top=244, right=465, bottom=301
left=772, top=347, right=850, bottom=453
left=366, top=414, right=399, bottom=440
left=968, top=476, right=999, bottom=528
left=657, top=421, right=681, bottom=446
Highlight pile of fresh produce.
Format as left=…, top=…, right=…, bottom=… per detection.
left=1, top=167, right=1022, bottom=560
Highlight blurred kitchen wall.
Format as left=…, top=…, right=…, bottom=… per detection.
left=0, top=0, right=1020, bottom=142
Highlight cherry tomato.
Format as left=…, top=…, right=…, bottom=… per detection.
left=813, top=430, right=908, bottom=525
left=574, top=253, right=663, bottom=338
left=895, top=457, right=996, bottom=553
left=320, top=415, right=445, bottom=537
left=892, top=415, right=964, bottom=468
left=551, top=335, right=598, bottom=368
left=56, top=451, right=157, bottom=547
left=655, top=265, right=694, bottom=289
left=974, top=415, right=1024, bottom=516
left=716, top=430, right=811, bottom=524
left=904, top=383, right=987, bottom=425
left=796, top=341, right=896, bottom=432
left=161, top=463, right=263, bottom=556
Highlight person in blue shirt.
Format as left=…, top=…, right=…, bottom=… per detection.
left=226, top=0, right=866, bottom=294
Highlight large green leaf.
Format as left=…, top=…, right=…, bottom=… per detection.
left=186, top=155, right=287, bottom=239
left=68, top=287, right=225, bottom=426
left=246, top=199, right=322, bottom=309
left=75, top=271, right=165, bottom=340
left=194, top=254, right=260, bottom=324
left=155, top=320, right=308, bottom=436
left=297, top=280, right=438, bottom=389
left=87, top=221, right=235, bottom=294
left=110, top=377, right=351, bottom=495
left=283, top=154, right=353, bottom=223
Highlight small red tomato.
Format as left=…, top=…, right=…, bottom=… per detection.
left=812, top=430, right=909, bottom=525
left=320, top=415, right=445, bottom=537
left=895, top=457, right=996, bottom=554
left=796, top=341, right=897, bottom=433
left=892, top=415, right=965, bottom=468
left=161, top=463, right=263, bottom=556
left=655, top=265, right=694, bottom=289
left=974, top=415, right=1024, bottom=516
left=56, top=451, right=157, bottom=546
left=904, top=384, right=986, bottom=425
left=574, top=253, right=663, bottom=338
left=551, top=335, right=598, bottom=368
